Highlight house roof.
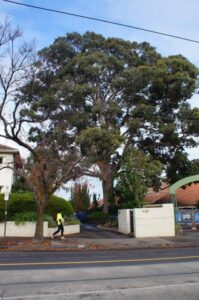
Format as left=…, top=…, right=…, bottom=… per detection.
left=0, top=144, right=19, bottom=153
left=145, top=182, right=199, bottom=206
left=0, top=144, right=23, bottom=168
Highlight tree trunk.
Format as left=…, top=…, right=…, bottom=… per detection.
left=102, top=180, right=109, bottom=214
left=34, top=192, right=47, bottom=241
left=34, top=205, right=44, bottom=241
left=102, top=174, right=114, bottom=214
left=97, top=162, right=114, bottom=214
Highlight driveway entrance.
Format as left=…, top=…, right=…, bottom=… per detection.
left=77, top=223, right=127, bottom=239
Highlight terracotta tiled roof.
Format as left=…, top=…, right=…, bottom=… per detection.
left=145, top=183, right=199, bottom=206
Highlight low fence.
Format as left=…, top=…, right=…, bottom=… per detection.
left=0, top=222, right=80, bottom=237
left=175, top=209, right=199, bottom=228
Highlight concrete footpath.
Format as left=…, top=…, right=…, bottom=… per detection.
left=1, top=228, right=199, bottom=251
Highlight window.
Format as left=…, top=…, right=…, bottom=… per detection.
left=0, top=157, right=3, bottom=164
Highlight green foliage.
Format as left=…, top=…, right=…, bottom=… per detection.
left=46, top=195, right=74, bottom=219
left=103, top=220, right=118, bottom=228
left=0, top=198, right=5, bottom=222
left=0, top=193, right=74, bottom=222
left=77, top=128, right=123, bottom=162
left=11, top=177, right=31, bottom=193
left=9, top=193, right=35, bottom=218
left=87, top=211, right=110, bottom=224
left=13, top=211, right=37, bottom=225
left=13, top=211, right=52, bottom=225
left=0, top=193, right=35, bottom=221
left=115, top=147, right=163, bottom=208
left=21, top=31, right=199, bottom=215
left=166, top=154, right=199, bottom=183
left=64, top=217, right=80, bottom=225
left=44, top=215, right=56, bottom=227
left=188, top=159, right=199, bottom=175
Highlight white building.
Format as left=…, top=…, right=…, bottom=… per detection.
left=0, top=145, right=22, bottom=193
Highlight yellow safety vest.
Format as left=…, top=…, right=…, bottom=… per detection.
left=56, top=213, right=63, bottom=225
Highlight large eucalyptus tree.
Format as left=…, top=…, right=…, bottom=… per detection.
left=25, top=32, right=199, bottom=213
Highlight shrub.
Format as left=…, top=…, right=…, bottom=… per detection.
left=102, top=220, right=118, bottom=228
left=0, top=193, right=74, bottom=222
left=0, top=199, right=5, bottom=222
left=13, top=211, right=37, bottom=225
left=0, top=193, right=35, bottom=221
left=87, top=211, right=110, bottom=224
left=8, top=193, right=36, bottom=218
left=64, top=217, right=80, bottom=226
left=46, top=195, right=74, bottom=219
left=13, top=211, right=53, bottom=225
left=43, top=214, right=59, bottom=227
left=11, top=176, right=31, bottom=193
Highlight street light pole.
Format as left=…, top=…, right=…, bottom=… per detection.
left=4, top=186, right=10, bottom=239
left=4, top=199, right=8, bottom=239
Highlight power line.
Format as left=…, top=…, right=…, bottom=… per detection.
left=2, top=0, right=199, bottom=44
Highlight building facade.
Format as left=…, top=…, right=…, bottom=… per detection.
left=0, top=145, right=22, bottom=193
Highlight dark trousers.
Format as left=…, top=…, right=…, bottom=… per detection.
left=53, top=224, right=64, bottom=236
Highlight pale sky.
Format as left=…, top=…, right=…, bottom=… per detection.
left=1, top=0, right=199, bottom=198
left=1, top=0, right=199, bottom=65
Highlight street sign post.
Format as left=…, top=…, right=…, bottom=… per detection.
left=4, top=187, right=10, bottom=239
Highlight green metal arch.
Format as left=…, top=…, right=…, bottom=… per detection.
left=169, top=175, right=199, bottom=195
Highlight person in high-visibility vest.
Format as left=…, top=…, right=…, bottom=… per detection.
left=52, top=212, right=65, bottom=239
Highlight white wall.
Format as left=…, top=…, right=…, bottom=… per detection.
left=0, top=222, right=48, bottom=237
left=118, top=204, right=175, bottom=237
left=118, top=209, right=132, bottom=234
left=0, top=154, right=15, bottom=193
left=134, top=204, right=175, bottom=237
left=0, top=222, right=80, bottom=237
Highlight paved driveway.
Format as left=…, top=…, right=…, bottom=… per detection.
left=76, top=223, right=127, bottom=239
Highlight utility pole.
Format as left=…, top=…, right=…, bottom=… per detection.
left=4, top=186, right=10, bottom=239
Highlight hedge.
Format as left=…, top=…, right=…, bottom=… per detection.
left=45, top=195, right=74, bottom=219
left=0, top=193, right=74, bottom=222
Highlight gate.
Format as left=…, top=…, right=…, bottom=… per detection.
left=176, top=209, right=199, bottom=228
left=130, top=210, right=134, bottom=233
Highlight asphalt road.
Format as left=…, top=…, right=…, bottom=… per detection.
left=1, top=247, right=199, bottom=269
left=0, top=247, right=199, bottom=299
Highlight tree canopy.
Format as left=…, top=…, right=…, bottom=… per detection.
left=28, top=32, right=199, bottom=212
left=115, top=147, right=163, bottom=208
left=1, top=24, right=199, bottom=217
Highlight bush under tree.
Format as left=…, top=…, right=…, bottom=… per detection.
left=0, top=193, right=73, bottom=222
